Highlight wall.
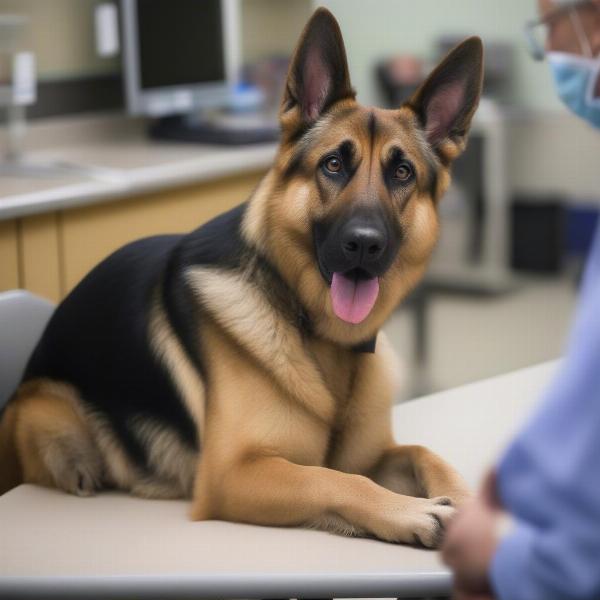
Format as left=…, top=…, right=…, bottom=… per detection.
left=1, top=0, right=598, bottom=201
left=317, top=0, right=600, bottom=202
left=508, top=111, right=600, bottom=200
left=241, top=0, right=312, bottom=63
left=318, top=0, right=560, bottom=110
left=0, top=0, right=119, bottom=80
left=0, top=0, right=312, bottom=82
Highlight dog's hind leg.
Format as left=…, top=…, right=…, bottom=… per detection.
left=12, top=381, right=104, bottom=496
left=130, top=477, right=188, bottom=499
left=0, top=401, right=23, bottom=494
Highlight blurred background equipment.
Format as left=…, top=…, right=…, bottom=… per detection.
left=438, top=37, right=515, bottom=102
left=121, top=0, right=278, bottom=144
left=94, top=2, right=120, bottom=58
left=377, top=54, right=424, bottom=107
left=511, top=196, right=565, bottom=274
left=0, top=14, right=35, bottom=167
left=378, top=38, right=515, bottom=295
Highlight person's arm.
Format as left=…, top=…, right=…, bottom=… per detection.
left=490, top=235, right=600, bottom=600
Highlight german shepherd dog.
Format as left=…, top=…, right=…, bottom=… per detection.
left=0, top=9, right=483, bottom=547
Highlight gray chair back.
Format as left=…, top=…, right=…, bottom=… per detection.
left=0, top=291, right=55, bottom=409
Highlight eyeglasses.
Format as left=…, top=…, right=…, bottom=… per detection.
left=524, top=0, right=597, bottom=60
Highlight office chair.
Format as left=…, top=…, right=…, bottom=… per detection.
left=0, top=290, right=54, bottom=409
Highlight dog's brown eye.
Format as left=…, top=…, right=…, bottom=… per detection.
left=325, top=156, right=342, bottom=173
left=394, top=163, right=413, bottom=181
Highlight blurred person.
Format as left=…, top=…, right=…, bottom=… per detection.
left=441, top=1, right=600, bottom=599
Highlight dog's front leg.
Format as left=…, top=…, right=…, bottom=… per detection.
left=192, top=454, right=456, bottom=547
left=370, top=445, right=472, bottom=508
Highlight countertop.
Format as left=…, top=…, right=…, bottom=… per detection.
left=0, top=113, right=277, bottom=221
left=0, top=361, right=557, bottom=599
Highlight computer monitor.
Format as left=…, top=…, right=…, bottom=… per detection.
left=121, top=0, right=239, bottom=117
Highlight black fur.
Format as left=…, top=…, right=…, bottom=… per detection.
left=282, top=9, right=355, bottom=143
left=368, top=111, right=377, bottom=150
left=24, top=234, right=196, bottom=470
left=22, top=204, right=250, bottom=471
left=312, top=204, right=402, bottom=283
left=405, top=36, right=483, bottom=154
left=21, top=203, right=308, bottom=476
left=161, top=202, right=251, bottom=380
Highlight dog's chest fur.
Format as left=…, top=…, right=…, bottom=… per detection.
left=306, top=338, right=358, bottom=411
left=187, top=263, right=364, bottom=425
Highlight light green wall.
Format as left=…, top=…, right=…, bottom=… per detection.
left=0, top=0, right=567, bottom=111
left=0, top=0, right=119, bottom=80
left=317, top=0, right=561, bottom=110
left=242, top=0, right=312, bottom=63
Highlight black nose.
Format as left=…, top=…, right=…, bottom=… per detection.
left=341, top=226, right=387, bottom=263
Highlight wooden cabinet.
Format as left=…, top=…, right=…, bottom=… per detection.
left=0, top=220, right=20, bottom=292
left=20, top=214, right=62, bottom=302
left=0, top=170, right=265, bottom=303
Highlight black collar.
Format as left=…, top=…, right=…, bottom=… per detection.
left=351, top=336, right=377, bottom=353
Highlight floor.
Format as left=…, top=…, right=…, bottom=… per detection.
left=384, top=274, right=578, bottom=403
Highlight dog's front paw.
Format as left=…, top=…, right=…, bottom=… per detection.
left=407, top=496, right=457, bottom=549
left=372, top=495, right=456, bottom=548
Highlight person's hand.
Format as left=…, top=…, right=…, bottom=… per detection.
left=442, top=471, right=505, bottom=598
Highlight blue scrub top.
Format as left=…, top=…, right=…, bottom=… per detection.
left=491, top=226, right=600, bottom=600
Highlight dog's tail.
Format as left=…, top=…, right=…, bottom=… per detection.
left=0, top=398, right=23, bottom=495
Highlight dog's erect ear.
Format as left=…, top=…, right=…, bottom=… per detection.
left=406, top=37, right=483, bottom=158
left=281, top=8, right=355, bottom=128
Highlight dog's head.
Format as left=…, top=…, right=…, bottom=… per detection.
left=244, top=8, right=483, bottom=346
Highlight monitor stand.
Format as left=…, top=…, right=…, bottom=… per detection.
left=148, top=111, right=280, bottom=146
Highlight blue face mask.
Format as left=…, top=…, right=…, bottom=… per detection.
left=548, top=51, right=600, bottom=129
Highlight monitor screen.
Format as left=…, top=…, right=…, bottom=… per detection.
left=136, top=0, right=225, bottom=90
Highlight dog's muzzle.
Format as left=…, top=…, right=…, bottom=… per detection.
left=313, top=208, right=400, bottom=324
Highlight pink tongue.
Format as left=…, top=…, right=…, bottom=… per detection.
left=330, top=272, right=380, bottom=324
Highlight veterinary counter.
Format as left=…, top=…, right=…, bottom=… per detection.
left=0, top=114, right=277, bottom=303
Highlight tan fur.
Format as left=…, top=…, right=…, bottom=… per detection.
left=5, top=378, right=197, bottom=499
left=186, top=265, right=337, bottom=424
left=0, top=9, right=481, bottom=548
left=81, top=409, right=138, bottom=492
left=191, top=318, right=461, bottom=546
left=129, top=416, right=197, bottom=498
left=0, top=401, right=22, bottom=495
left=149, top=299, right=206, bottom=433
left=243, top=105, right=442, bottom=348
left=9, top=381, right=103, bottom=496
left=185, top=12, right=480, bottom=545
